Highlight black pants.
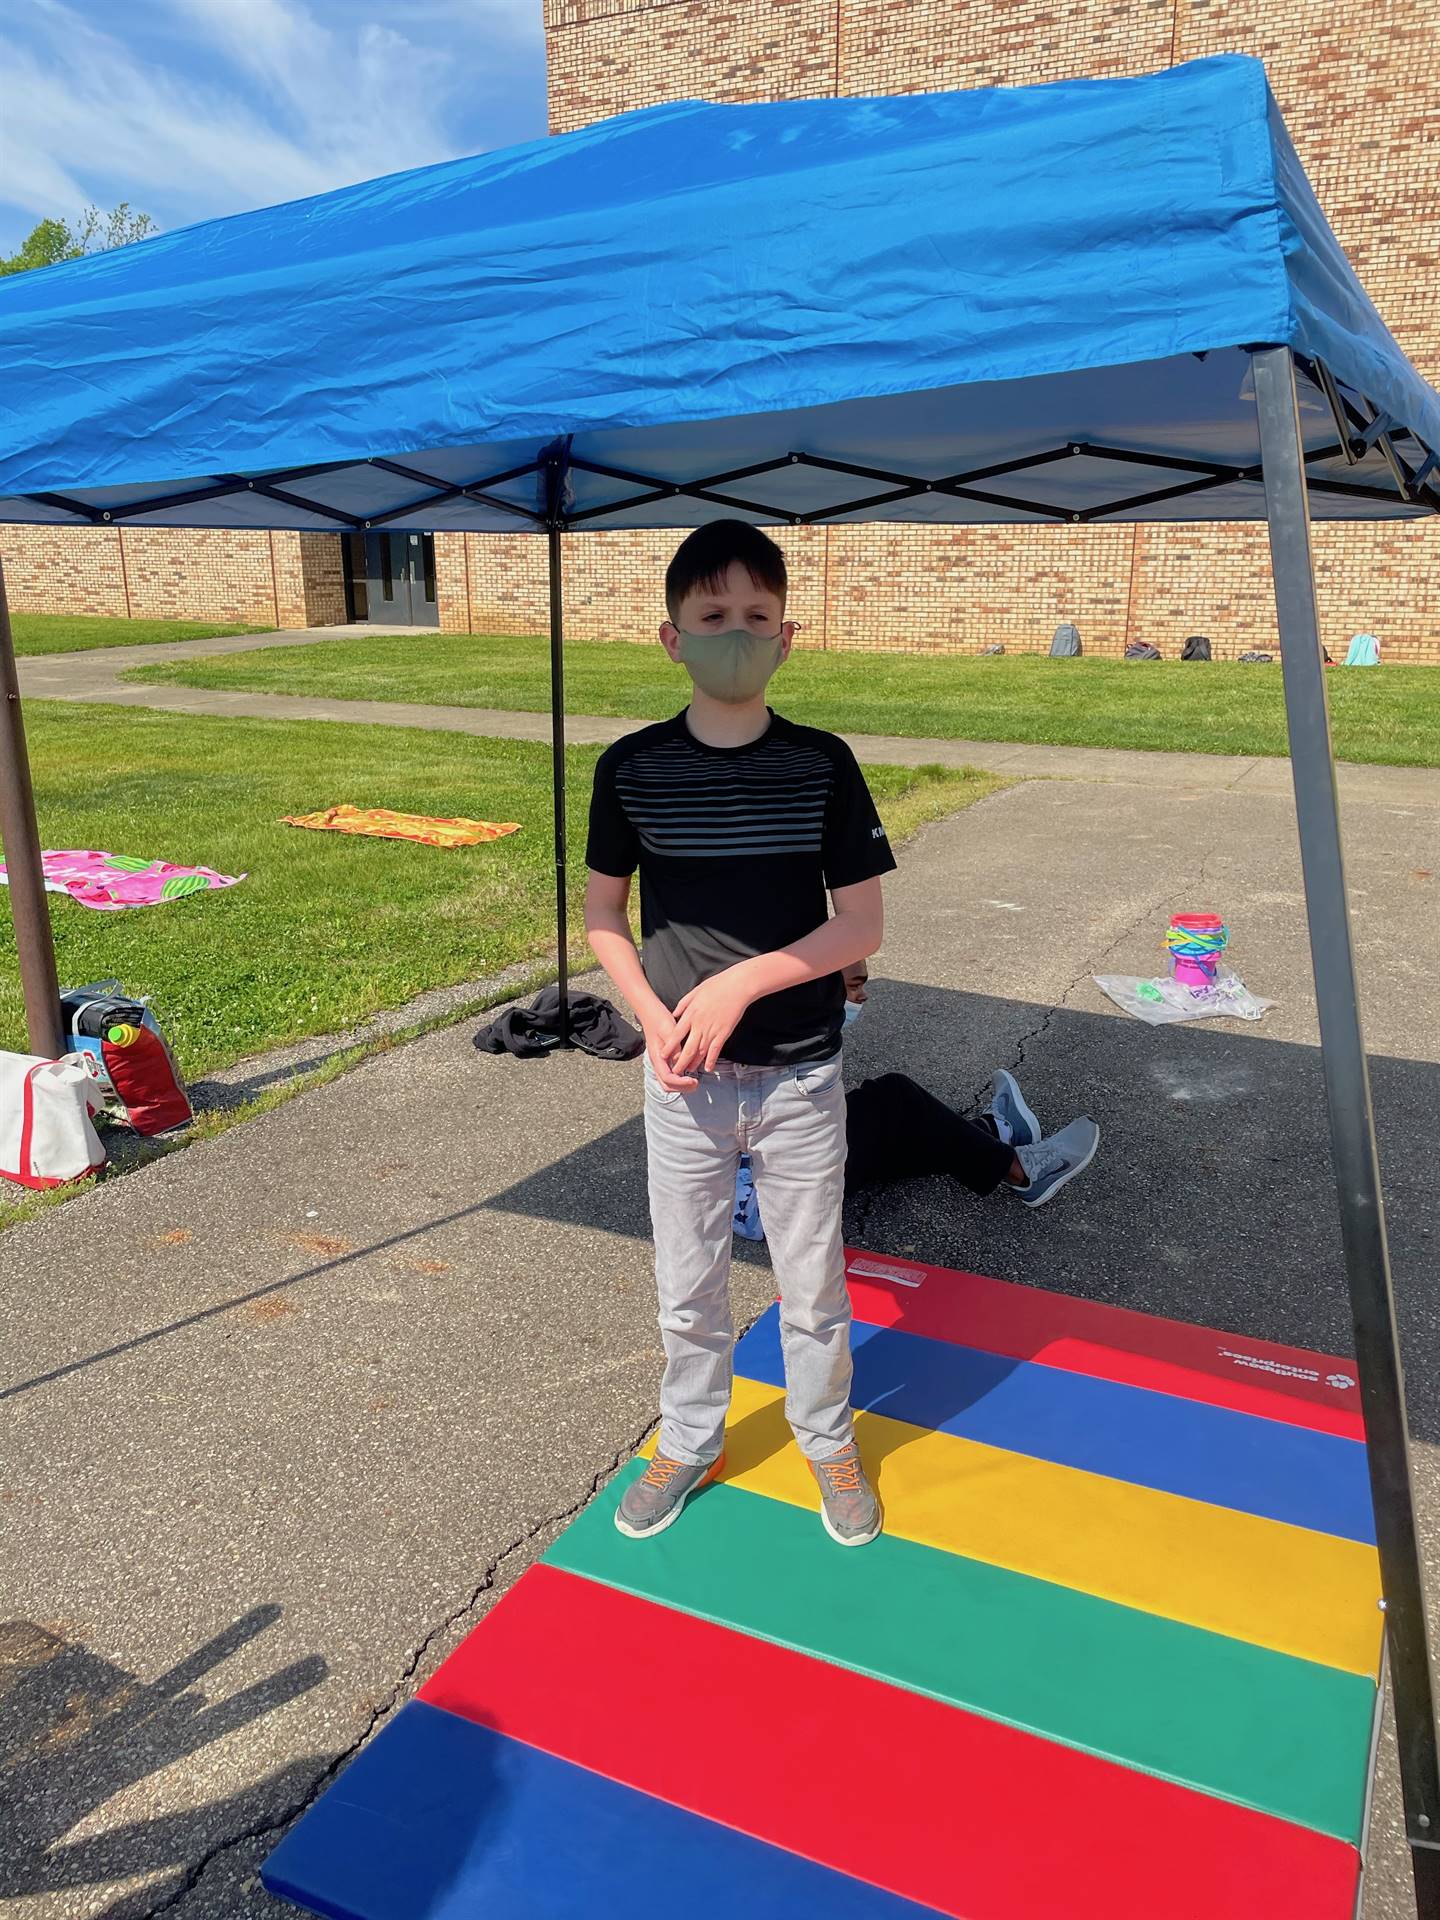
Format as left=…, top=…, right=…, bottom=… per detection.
left=845, top=1073, right=1013, bottom=1198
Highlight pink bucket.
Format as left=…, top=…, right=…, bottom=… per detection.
left=1172, top=954, right=1218, bottom=988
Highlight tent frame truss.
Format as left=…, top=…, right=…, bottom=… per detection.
left=14, top=362, right=1437, bottom=536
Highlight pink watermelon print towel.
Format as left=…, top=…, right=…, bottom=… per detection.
left=0, top=851, right=246, bottom=912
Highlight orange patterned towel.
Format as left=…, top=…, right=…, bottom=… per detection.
left=282, top=806, right=521, bottom=848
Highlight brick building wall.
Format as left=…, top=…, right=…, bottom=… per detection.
left=0, top=525, right=130, bottom=618
left=298, top=532, right=348, bottom=627
left=0, top=523, right=347, bottom=629
left=459, top=524, right=831, bottom=641
left=521, top=0, right=1440, bottom=664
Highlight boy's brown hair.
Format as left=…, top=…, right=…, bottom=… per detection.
left=664, top=519, right=787, bottom=622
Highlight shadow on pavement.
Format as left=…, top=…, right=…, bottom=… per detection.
left=479, top=980, right=1440, bottom=1444
left=0, top=1608, right=327, bottom=1917
left=7, top=981, right=1433, bottom=1447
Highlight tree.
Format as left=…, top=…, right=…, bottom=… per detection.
left=0, top=218, right=76, bottom=276
left=0, top=203, right=157, bottom=277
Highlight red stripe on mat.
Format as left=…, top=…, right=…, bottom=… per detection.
left=420, top=1564, right=1359, bottom=1920
left=844, top=1250, right=1363, bottom=1441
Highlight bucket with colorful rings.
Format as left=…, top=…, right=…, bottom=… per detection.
left=1164, top=912, right=1229, bottom=988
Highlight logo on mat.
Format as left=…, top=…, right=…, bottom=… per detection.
left=1217, top=1348, right=1357, bottom=1393
left=1217, top=1347, right=1319, bottom=1384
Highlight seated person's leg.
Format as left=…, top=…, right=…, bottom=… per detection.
left=846, top=1072, right=1014, bottom=1195
left=840, top=961, right=1099, bottom=1210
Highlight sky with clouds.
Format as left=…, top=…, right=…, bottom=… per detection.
left=0, top=0, right=549, bottom=254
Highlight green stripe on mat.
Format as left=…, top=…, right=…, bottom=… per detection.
left=550, top=1462, right=1375, bottom=1844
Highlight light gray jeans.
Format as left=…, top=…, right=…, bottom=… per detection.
left=643, top=1053, right=853, bottom=1466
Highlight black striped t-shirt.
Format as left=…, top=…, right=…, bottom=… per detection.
left=586, top=710, right=896, bottom=1065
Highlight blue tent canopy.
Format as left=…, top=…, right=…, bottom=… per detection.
left=0, top=53, right=1435, bottom=532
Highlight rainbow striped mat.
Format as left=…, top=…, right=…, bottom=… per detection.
left=264, top=1250, right=1380, bottom=1919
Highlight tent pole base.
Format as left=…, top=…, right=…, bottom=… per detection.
left=1254, top=344, right=1440, bottom=1914
left=547, top=496, right=571, bottom=1048
left=0, top=560, right=63, bottom=1060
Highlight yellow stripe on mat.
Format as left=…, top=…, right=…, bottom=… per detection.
left=647, top=1376, right=1382, bottom=1678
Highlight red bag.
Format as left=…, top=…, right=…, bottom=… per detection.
left=100, top=1023, right=192, bottom=1136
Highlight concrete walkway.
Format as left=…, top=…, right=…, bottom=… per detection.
left=19, top=627, right=1440, bottom=806
left=3, top=766, right=1437, bottom=1918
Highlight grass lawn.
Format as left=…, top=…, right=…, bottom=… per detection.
left=1, top=702, right=997, bottom=1077
left=12, top=612, right=274, bottom=656
left=125, top=632, right=1440, bottom=768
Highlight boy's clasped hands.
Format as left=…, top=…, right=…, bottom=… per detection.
left=646, top=962, right=760, bottom=1089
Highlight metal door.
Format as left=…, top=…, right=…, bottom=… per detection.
left=360, top=531, right=438, bottom=624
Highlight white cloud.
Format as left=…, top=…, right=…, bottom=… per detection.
left=0, top=0, right=544, bottom=242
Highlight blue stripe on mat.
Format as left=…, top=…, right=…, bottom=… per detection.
left=734, top=1308, right=1374, bottom=1543
left=263, top=1700, right=946, bottom=1920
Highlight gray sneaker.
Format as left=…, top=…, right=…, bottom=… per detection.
left=1013, top=1117, right=1100, bottom=1208
left=812, top=1443, right=882, bottom=1547
left=615, top=1452, right=723, bottom=1540
left=986, top=1068, right=1040, bottom=1148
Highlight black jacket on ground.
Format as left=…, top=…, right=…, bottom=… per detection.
left=474, top=987, right=644, bottom=1061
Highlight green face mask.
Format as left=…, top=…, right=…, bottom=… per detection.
left=676, top=627, right=785, bottom=703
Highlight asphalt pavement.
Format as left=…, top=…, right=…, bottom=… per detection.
left=3, top=771, right=1438, bottom=1918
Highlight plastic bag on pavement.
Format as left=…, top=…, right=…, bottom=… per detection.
left=1093, top=966, right=1273, bottom=1027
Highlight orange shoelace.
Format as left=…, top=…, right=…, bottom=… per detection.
left=640, top=1456, right=685, bottom=1491
left=817, top=1453, right=862, bottom=1494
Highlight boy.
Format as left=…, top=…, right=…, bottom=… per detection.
left=585, top=520, right=894, bottom=1547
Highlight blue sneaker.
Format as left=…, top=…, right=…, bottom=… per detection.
left=1012, top=1118, right=1100, bottom=1208
left=986, top=1068, right=1040, bottom=1149
left=733, top=1154, right=765, bottom=1240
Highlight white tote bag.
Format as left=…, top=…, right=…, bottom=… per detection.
left=0, top=1052, right=107, bottom=1189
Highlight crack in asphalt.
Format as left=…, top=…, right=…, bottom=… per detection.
left=955, top=880, right=1188, bottom=1118
left=136, top=1416, right=661, bottom=1919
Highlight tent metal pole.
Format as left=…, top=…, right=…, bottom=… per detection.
left=545, top=463, right=570, bottom=1046
left=0, top=559, right=63, bottom=1060
left=1254, top=344, right=1440, bottom=1915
